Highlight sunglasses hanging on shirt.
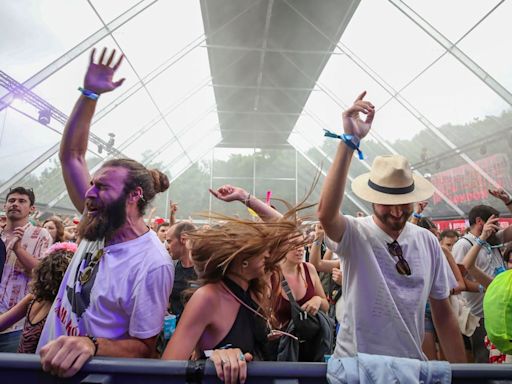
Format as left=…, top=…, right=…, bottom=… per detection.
left=387, top=241, right=411, bottom=276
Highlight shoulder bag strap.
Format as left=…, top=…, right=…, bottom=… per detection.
left=281, top=278, right=299, bottom=306
left=461, top=236, right=474, bottom=247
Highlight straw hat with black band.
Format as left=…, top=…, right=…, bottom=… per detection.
left=351, top=155, right=435, bottom=205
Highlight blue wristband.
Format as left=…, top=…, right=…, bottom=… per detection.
left=412, top=212, right=423, bottom=219
left=78, top=87, right=99, bottom=101
left=323, top=129, right=364, bottom=160
left=475, top=237, right=492, bottom=254
left=475, top=237, right=487, bottom=247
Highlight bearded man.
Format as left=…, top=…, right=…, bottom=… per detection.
left=37, top=48, right=174, bottom=378
left=318, top=92, right=466, bottom=362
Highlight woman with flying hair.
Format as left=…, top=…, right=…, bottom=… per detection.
left=162, top=192, right=305, bottom=384
left=209, top=185, right=330, bottom=362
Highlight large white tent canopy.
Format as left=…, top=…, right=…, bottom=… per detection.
left=1, top=0, right=511, bottom=220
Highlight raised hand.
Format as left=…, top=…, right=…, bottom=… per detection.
left=342, top=91, right=375, bottom=139
left=480, top=214, right=500, bottom=241
left=489, top=188, right=511, bottom=205
left=84, top=48, right=125, bottom=94
left=314, top=223, right=324, bottom=240
left=209, top=185, right=248, bottom=203
left=415, top=201, right=428, bottom=215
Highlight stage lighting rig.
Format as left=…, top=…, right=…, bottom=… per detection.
left=0, top=70, right=126, bottom=159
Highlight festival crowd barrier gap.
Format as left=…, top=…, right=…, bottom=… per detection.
left=0, top=354, right=512, bottom=383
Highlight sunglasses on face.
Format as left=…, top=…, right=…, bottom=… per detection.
left=387, top=241, right=411, bottom=276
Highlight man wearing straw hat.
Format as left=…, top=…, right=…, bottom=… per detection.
left=318, top=92, right=465, bottom=362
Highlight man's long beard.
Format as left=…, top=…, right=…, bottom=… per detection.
left=78, top=193, right=127, bottom=242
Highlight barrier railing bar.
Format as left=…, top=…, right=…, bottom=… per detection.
left=1, top=354, right=511, bottom=383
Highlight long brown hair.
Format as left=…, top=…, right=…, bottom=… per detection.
left=43, top=217, right=65, bottom=243
left=188, top=180, right=316, bottom=317
left=187, top=214, right=305, bottom=323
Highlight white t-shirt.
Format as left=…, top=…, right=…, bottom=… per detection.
left=37, top=230, right=173, bottom=351
left=325, top=215, right=456, bottom=360
left=452, top=231, right=505, bottom=318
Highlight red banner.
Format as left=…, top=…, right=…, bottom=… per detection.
left=431, top=154, right=512, bottom=205
left=433, top=218, right=512, bottom=234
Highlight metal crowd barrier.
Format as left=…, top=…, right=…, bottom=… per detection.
left=0, top=353, right=511, bottom=383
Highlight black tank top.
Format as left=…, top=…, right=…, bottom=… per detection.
left=213, top=278, right=268, bottom=356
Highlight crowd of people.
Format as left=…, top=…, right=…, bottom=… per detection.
left=1, top=48, right=511, bottom=383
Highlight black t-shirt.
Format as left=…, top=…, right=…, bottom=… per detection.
left=169, top=261, right=197, bottom=318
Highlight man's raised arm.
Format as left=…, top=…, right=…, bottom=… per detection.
left=60, top=48, right=125, bottom=213
left=317, top=91, right=374, bottom=242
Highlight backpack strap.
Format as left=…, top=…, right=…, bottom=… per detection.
left=461, top=236, right=474, bottom=247
left=281, top=278, right=298, bottom=305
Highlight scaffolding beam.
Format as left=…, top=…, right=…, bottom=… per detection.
left=389, top=0, right=512, bottom=106
left=282, top=0, right=506, bottom=202
left=0, top=0, right=158, bottom=110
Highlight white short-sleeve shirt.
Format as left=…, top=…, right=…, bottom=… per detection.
left=452, top=231, right=505, bottom=318
left=325, top=215, right=456, bottom=360
left=37, top=230, right=174, bottom=351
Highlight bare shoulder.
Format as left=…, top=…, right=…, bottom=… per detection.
left=188, top=284, right=222, bottom=307
left=304, top=262, right=319, bottom=275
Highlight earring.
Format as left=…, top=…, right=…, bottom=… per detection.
left=242, top=260, right=249, bottom=268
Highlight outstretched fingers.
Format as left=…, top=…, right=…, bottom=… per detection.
left=89, top=48, right=96, bottom=64
left=112, top=53, right=125, bottom=71
left=98, top=47, right=107, bottom=65
left=113, top=78, right=126, bottom=87
left=105, top=50, right=116, bottom=67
